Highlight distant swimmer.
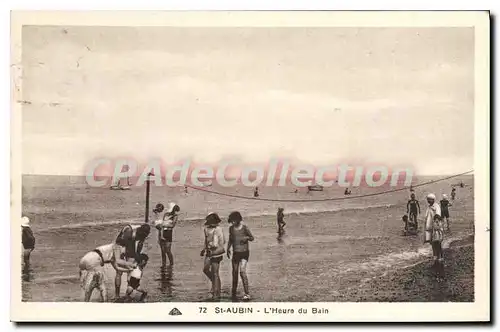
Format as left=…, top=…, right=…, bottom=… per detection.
left=451, top=187, right=456, bottom=201
left=440, top=194, right=451, bottom=231
left=184, top=186, right=188, bottom=194
left=79, top=242, right=134, bottom=302
left=201, top=213, right=225, bottom=300
left=155, top=202, right=180, bottom=267
left=21, top=217, right=35, bottom=268
left=227, top=211, right=254, bottom=301
left=124, top=253, right=149, bottom=302
left=406, top=193, right=421, bottom=229
left=277, top=208, right=286, bottom=236
left=114, top=223, right=151, bottom=297
left=253, top=187, right=259, bottom=198
left=294, top=188, right=298, bottom=194
left=344, top=188, right=351, bottom=195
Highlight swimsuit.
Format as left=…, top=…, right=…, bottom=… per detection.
left=128, top=267, right=142, bottom=289
left=158, top=215, right=176, bottom=243
left=204, top=226, right=225, bottom=262
left=232, top=251, right=250, bottom=262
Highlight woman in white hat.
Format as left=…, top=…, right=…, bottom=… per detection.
left=154, top=202, right=180, bottom=267
left=424, top=193, right=445, bottom=278
left=21, top=216, right=35, bottom=268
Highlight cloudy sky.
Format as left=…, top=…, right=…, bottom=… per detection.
left=21, top=26, right=474, bottom=175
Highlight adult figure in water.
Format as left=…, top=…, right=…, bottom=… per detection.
left=424, top=193, right=444, bottom=279
left=114, top=223, right=151, bottom=297
left=155, top=202, right=180, bottom=267
left=407, top=193, right=421, bottom=229
left=21, top=216, right=35, bottom=269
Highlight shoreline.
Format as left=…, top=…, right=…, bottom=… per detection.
left=335, top=235, right=474, bottom=302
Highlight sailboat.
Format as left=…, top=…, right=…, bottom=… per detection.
left=109, top=176, right=131, bottom=190
left=307, top=185, right=324, bottom=191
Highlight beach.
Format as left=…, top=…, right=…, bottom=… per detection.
left=335, top=235, right=474, bottom=302
left=21, top=175, right=475, bottom=302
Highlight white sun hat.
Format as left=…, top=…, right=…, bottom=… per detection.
left=21, top=216, right=30, bottom=227
left=166, top=202, right=180, bottom=213
left=426, top=193, right=436, bottom=200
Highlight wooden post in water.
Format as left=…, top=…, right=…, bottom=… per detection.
left=145, top=172, right=153, bottom=223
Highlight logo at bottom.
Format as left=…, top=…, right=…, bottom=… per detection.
left=169, top=308, right=182, bottom=316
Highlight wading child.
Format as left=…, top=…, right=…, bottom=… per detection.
left=201, top=213, right=225, bottom=300
left=155, top=202, right=180, bottom=267
left=227, top=211, right=254, bottom=301
left=424, top=193, right=444, bottom=280
left=440, top=194, right=452, bottom=231
left=277, top=208, right=286, bottom=236
left=402, top=215, right=417, bottom=235
left=125, top=253, right=149, bottom=302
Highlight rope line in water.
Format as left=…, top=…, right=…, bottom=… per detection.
left=182, top=170, right=473, bottom=203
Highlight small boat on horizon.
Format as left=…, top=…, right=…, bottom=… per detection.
left=110, top=177, right=131, bottom=190
left=307, top=185, right=324, bottom=192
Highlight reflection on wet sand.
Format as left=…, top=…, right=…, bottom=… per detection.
left=157, top=265, right=173, bottom=297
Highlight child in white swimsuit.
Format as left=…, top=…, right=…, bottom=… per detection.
left=125, top=253, right=149, bottom=302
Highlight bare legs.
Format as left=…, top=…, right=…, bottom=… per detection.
left=203, top=256, right=221, bottom=299
left=82, top=269, right=107, bottom=302
left=232, top=259, right=250, bottom=298
left=211, top=260, right=221, bottom=298
left=115, top=271, right=122, bottom=298
left=23, top=249, right=33, bottom=268
left=160, top=241, right=174, bottom=266
left=431, top=241, right=444, bottom=279
left=203, top=256, right=213, bottom=295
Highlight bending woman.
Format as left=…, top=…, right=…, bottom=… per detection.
left=79, top=242, right=135, bottom=302
left=155, top=202, right=180, bottom=267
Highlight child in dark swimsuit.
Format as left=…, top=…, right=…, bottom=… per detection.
left=227, top=211, right=254, bottom=301
left=277, top=208, right=286, bottom=235
left=407, top=193, right=421, bottom=229
left=440, top=194, right=451, bottom=231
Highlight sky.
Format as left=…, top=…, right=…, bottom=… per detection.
left=21, top=26, right=474, bottom=176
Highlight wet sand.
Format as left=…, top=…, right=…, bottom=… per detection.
left=336, top=235, right=474, bottom=302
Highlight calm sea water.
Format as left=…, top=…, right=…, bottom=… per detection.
left=20, top=175, right=474, bottom=302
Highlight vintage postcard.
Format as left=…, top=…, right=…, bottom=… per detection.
left=11, top=11, right=490, bottom=322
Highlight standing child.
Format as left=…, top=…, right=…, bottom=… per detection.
left=227, top=211, right=254, bottom=301
left=201, top=213, right=225, bottom=300
left=424, top=193, right=444, bottom=280
left=407, top=193, right=421, bottom=229
left=440, top=194, right=452, bottom=231
left=276, top=208, right=286, bottom=236
left=451, top=187, right=456, bottom=201
left=155, top=202, right=180, bottom=267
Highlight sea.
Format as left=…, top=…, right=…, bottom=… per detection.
left=20, top=174, right=474, bottom=302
